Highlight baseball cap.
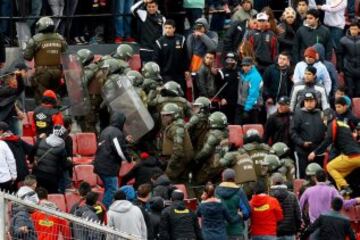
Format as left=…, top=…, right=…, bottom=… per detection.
left=304, top=47, right=317, bottom=59
left=256, top=12, right=269, bottom=21
left=304, top=91, right=316, bottom=100
left=222, top=168, right=236, bottom=181
left=278, top=96, right=290, bottom=105
left=241, top=57, right=254, bottom=66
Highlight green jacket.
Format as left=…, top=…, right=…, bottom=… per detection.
left=183, top=0, right=205, bottom=9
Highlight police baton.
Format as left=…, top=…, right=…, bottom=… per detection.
left=210, top=82, right=228, bottom=103
left=0, top=72, right=15, bottom=78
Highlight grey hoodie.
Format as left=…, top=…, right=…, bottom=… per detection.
left=107, top=200, right=147, bottom=239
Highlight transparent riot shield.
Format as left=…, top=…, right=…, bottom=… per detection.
left=61, top=54, right=91, bottom=116
left=103, top=75, right=154, bottom=141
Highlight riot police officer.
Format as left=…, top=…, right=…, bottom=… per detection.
left=270, top=142, right=296, bottom=183
left=160, top=103, right=193, bottom=182
left=113, top=43, right=134, bottom=74
left=23, top=17, right=68, bottom=104
left=193, top=111, right=229, bottom=185
left=141, top=61, right=163, bottom=101
left=186, top=96, right=211, bottom=149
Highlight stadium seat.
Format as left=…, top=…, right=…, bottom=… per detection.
left=70, top=134, right=78, bottom=156
left=73, top=165, right=97, bottom=188
left=174, top=184, right=189, bottom=199
left=23, top=111, right=35, bottom=137
left=92, top=187, right=105, bottom=202
left=293, top=179, right=305, bottom=198
left=129, top=54, right=141, bottom=71
left=352, top=98, right=360, bottom=119
left=118, top=162, right=135, bottom=186
left=242, top=124, right=264, bottom=138
left=184, top=198, right=198, bottom=212
left=73, top=157, right=94, bottom=165
left=227, top=125, right=244, bottom=148
left=75, top=133, right=97, bottom=157
left=64, top=191, right=82, bottom=213
left=21, top=136, right=35, bottom=145
left=215, top=52, right=223, bottom=68
left=97, top=175, right=104, bottom=187
left=48, top=194, right=67, bottom=212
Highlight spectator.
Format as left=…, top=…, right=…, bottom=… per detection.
left=264, top=96, right=293, bottom=146
left=263, top=51, right=293, bottom=105
left=131, top=0, right=166, bottom=63
left=302, top=197, right=356, bottom=240
left=238, top=39, right=256, bottom=62
left=16, top=175, right=39, bottom=204
left=32, top=125, right=67, bottom=193
left=73, top=192, right=103, bottom=240
left=231, top=0, right=257, bottom=23
left=183, top=0, right=205, bottom=27
left=159, top=190, right=202, bottom=240
left=269, top=173, right=302, bottom=239
left=187, top=18, right=218, bottom=73
left=335, top=96, right=359, bottom=130
left=32, top=187, right=72, bottom=240
left=295, top=0, right=309, bottom=26
left=58, top=116, right=73, bottom=193
left=262, top=6, right=279, bottom=35
left=114, top=0, right=134, bottom=43
left=70, top=181, right=107, bottom=223
left=215, top=169, right=250, bottom=240
left=133, top=184, right=154, bottom=239
left=338, top=20, right=360, bottom=97
left=308, top=109, right=360, bottom=195
left=299, top=170, right=359, bottom=227
left=249, top=181, right=283, bottom=240
left=293, top=47, right=332, bottom=95
left=151, top=171, right=176, bottom=200
left=32, top=90, right=64, bottom=138
left=198, top=182, right=238, bottom=240
left=153, top=19, right=188, bottom=92
left=278, top=7, right=297, bottom=53
left=195, top=51, right=219, bottom=98
left=235, top=56, right=263, bottom=125
left=48, top=0, right=65, bottom=31
left=149, top=196, right=165, bottom=239
left=93, top=111, right=132, bottom=209
left=223, top=19, right=246, bottom=55
left=218, top=52, right=240, bottom=124
left=120, top=185, right=137, bottom=202
left=313, top=43, right=338, bottom=97
left=0, top=68, right=25, bottom=135
left=317, top=0, right=347, bottom=66
left=107, top=190, right=147, bottom=239
left=290, top=66, right=329, bottom=112
left=246, top=12, right=278, bottom=73
left=27, top=0, right=42, bottom=31
left=121, top=153, right=162, bottom=189
left=0, top=32, right=4, bottom=67
left=0, top=121, right=34, bottom=188
left=0, top=136, right=17, bottom=191
left=290, top=91, right=326, bottom=178
left=293, top=9, right=332, bottom=63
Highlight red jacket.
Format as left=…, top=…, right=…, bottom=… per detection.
left=31, top=211, right=72, bottom=240
left=250, top=193, right=283, bottom=236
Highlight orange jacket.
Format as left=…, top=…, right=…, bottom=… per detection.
left=31, top=211, right=72, bottom=240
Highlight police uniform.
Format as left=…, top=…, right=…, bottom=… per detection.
left=186, top=112, right=210, bottom=150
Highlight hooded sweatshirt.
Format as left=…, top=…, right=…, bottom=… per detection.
left=0, top=139, right=17, bottom=183
left=250, top=193, right=283, bottom=236
left=94, top=112, right=131, bottom=176
left=107, top=200, right=147, bottom=239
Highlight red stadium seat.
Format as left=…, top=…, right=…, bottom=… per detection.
left=92, top=187, right=105, bottom=202
left=64, top=191, right=82, bottom=213
left=242, top=124, right=264, bottom=138
left=293, top=179, right=305, bottom=198
left=47, top=194, right=67, bottom=212
left=352, top=98, right=360, bottom=119
left=215, top=52, right=223, bottom=68
left=97, top=175, right=104, bottom=187
left=75, top=133, right=97, bottom=156
left=227, top=125, right=244, bottom=148
left=73, top=165, right=97, bottom=187
left=129, top=54, right=141, bottom=71
left=184, top=198, right=198, bottom=212
left=118, top=162, right=135, bottom=185
left=23, top=111, right=35, bottom=137
left=70, top=134, right=78, bottom=156
left=73, top=157, right=94, bottom=165
left=174, top=184, right=189, bottom=199
left=21, top=136, right=35, bottom=145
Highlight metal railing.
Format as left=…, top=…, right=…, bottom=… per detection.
left=0, top=191, right=141, bottom=240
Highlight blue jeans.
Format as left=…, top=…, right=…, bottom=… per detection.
left=58, top=170, right=71, bottom=193
left=347, top=0, right=355, bottom=17
left=185, top=8, right=203, bottom=28
left=328, top=26, right=344, bottom=51
left=99, top=175, right=118, bottom=208
left=114, top=0, right=133, bottom=38
left=251, top=236, right=276, bottom=240
left=27, top=0, right=42, bottom=29
left=48, top=0, right=65, bottom=31
left=277, top=236, right=296, bottom=240
left=0, top=0, right=12, bottom=35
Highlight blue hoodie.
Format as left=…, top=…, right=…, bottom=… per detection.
left=239, top=66, right=263, bottom=112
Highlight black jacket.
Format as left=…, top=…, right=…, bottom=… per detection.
left=133, top=198, right=155, bottom=240
left=223, top=20, right=246, bottom=54
left=336, top=110, right=359, bottom=131
left=121, top=156, right=162, bottom=189
left=314, top=119, right=360, bottom=156
left=152, top=174, right=176, bottom=200
left=0, top=32, right=5, bottom=63
left=269, top=185, right=302, bottom=236
left=339, top=31, right=360, bottom=76
left=153, top=34, right=188, bottom=77
left=264, top=111, right=292, bottom=146
left=2, top=134, right=34, bottom=182
left=159, top=201, right=202, bottom=240
left=290, top=108, right=326, bottom=152
left=302, top=211, right=355, bottom=240
left=293, top=24, right=332, bottom=63
left=278, top=21, right=296, bottom=54
left=0, top=75, right=25, bottom=122
left=263, top=64, right=293, bottom=102
left=93, top=112, right=131, bottom=177
left=218, top=67, right=240, bottom=106
left=149, top=196, right=165, bottom=240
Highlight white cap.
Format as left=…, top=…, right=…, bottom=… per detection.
left=256, top=12, right=269, bottom=21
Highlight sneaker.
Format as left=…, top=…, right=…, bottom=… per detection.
left=79, top=36, right=88, bottom=44
left=74, top=37, right=83, bottom=45
left=114, top=37, right=123, bottom=44
left=340, top=186, right=353, bottom=196
left=124, top=37, right=136, bottom=43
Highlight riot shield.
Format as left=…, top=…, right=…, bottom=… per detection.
left=61, top=54, right=91, bottom=116
left=103, top=75, right=154, bottom=141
